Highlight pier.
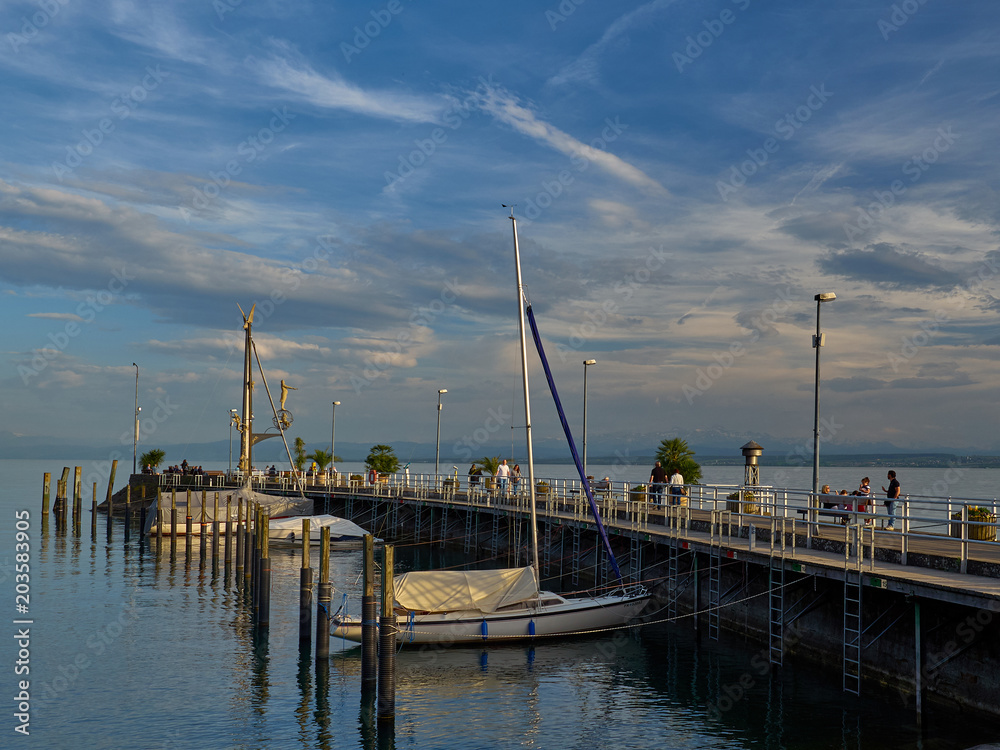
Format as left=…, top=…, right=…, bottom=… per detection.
left=95, top=468, right=1000, bottom=719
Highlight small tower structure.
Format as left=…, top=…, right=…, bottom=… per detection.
left=741, top=440, right=763, bottom=487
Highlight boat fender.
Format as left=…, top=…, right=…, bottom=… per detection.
left=406, top=611, right=416, bottom=643
left=481, top=618, right=488, bottom=641
left=528, top=619, right=535, bottom=638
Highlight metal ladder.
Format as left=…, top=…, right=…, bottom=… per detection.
left=464, top=509, right=475, bottom=554
left=389, top=498, right=398, bottom=535
left=708, top=511, right=722, bottom=641
left=629, top=534, right=643, bottom=586
left=490, top=511, right=500, bottom=560
left=768, top=517, right=787, bottom=666
left=542, top=520, right=552, bottom=578
left=414, top=503, right=423, bottom=542
left=439, top=506, right=448, bottom=548
left=843, top=524, right=863, bottom=695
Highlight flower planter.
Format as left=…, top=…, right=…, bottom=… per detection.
left=950, top=512, right=997, bottom=541
left=726, top=492, right=758, bottom=515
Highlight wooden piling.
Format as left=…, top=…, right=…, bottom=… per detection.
left=91, top=483, right=97, bottom=536
left=185, top=489, right=193, bottom=557
left=155, top=489, right=163, bottom=548
left=104, top=459, right=117, bottom=510
left=377, top=543, right=396, bottom=721
left=170, top=490, right=178, bottom=557
left=316, top=527, right=331, bottom=659
left=235, top=499, right=244, bottom=577
left=106, top=485, right=114, bottom=538
left=42, top=472, right=51, bottom=514
left=124, top=484, right=132, bottom=544
left=200, top=490, right=208, bottom=560
left=299, top=519, right=312, bottom=646
left=73, top=466, right=82, bottom=521
left=244, top=504, right=255, bottom=589
left=212, top=493, right=220, bottom=565
left=361, top=533, right=378, bottom=690
left=259, top=516, right=270, bottom=628
left=224, top=497, right=232, bottom=566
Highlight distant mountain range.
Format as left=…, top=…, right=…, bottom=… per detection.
left=2, top=427, right=998, bottom=465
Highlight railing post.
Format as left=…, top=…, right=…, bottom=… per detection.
left=960, top=505, right=969, bottom=575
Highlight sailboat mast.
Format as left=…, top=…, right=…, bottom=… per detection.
left=239, top=305, right=254, bottom=474
left=510, top=212, right=541, bottom=578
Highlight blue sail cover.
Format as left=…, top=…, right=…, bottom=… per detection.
left=525, top=304, right=623, bottom=584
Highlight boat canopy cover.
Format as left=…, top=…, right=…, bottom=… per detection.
left=231, top=486, right=313, bottom=518
left=268, top=514, right=371, bottom=541
left=394, top=567, right=539, bottom=614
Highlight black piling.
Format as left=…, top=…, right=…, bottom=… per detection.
left=155, top=488, right=163, bottom=549
left=104, top=460, right=117, bottom=536
left=200, top=490, right=208, bottom=561
left=258, top=515, right=270, bottom=628
left=299, top=519, right=313, bottom=647
left=212, top=492, right=220, bottom=567
left=377, top=543, right=396, bottom=723
left=170, top=490, right=178, bottom=558
left=124, top=484, right=132, bottom=545
left=185, top=489, right=193, bottom=558
left=361, top=533, right=378, bottom=691
left=316, top=527, right=331, bottom=660
left=224, top=496, right=233, bottom=567
left=73, top=466, right=82, bottom=525
left=235, top=498, right=245, bottom=580
left=91, top=483, right=97, bottom=537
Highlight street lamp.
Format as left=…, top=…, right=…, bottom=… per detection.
left=132, top=363, right=139, bottom=474
left=330, top=401, right=340, bottom=469
left=229, top=409, right=238, bottom=473
left=582, top=360, right=597, bottom=477
left=812, top=292, right=836, bottom=498
left=435, top=389, right=447, bottom=479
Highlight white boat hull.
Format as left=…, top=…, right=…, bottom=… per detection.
left=332, top=589, right=649, bottom=645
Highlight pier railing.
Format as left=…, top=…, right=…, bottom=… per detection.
left=336, top=472, right=999, bottom=576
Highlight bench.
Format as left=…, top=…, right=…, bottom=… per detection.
left=795, top=507, right=877, bottom=526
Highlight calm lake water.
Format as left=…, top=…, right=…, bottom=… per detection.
left=4, top=458, right=1000, bottom=750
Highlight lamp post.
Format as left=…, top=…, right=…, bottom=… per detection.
left=229, top=409, right=238, bottom=473
left=435, top=389, right=447, bottom=480
left=132, top=363, right=139, bottom=474
left=812, top=292, right=836, bottom=497
left=582, top=359, right=596, bottom=477
left=330, top=401, right=340, bottom=468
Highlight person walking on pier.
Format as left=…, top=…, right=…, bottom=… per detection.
left=495, top=459, right=511, bottom=494
left=649, top=461, right=667, bottom=505
left=882, top=470, right=900, bottom=529
left=668, top=467, right=685, bottom=504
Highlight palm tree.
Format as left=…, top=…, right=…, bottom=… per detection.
left=655, top=437, right=702, bottom=484
left=308, top=449, right=332, bottom=472
left=293, top=437, right=307, bottom=470
left=139, top=449, right=165, bottom=472
left=479, top=455, right=501, bottom=476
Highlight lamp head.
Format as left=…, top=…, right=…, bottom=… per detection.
left=814, top=292, right=837, bottom=302
left=332, top=401, right=340, bottom=406
left=583, top=359, right=597, bottom=366
left=438, top=389, right=448, bottom=394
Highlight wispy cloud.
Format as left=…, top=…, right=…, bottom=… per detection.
left=547, top=0, right=680, bottom=87
left=477, top=86, right=669, bottom=197
left=249, top=42, right=443, bottom=123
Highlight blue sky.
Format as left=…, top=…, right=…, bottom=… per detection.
left=1, top=0, right=999, bottom=461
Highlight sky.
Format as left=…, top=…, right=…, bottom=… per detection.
left=1, top=0, right=999, bottom=464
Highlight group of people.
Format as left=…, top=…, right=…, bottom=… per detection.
left=468, top=459, right=521, bottom=493
left=821, top=471, right=901, bottom=529
left=648, top=461, right=685, bottom=505
left=158, top=460, right=204, bottom=476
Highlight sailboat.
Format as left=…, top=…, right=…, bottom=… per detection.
left=332, top=210, right=650, bottom=645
